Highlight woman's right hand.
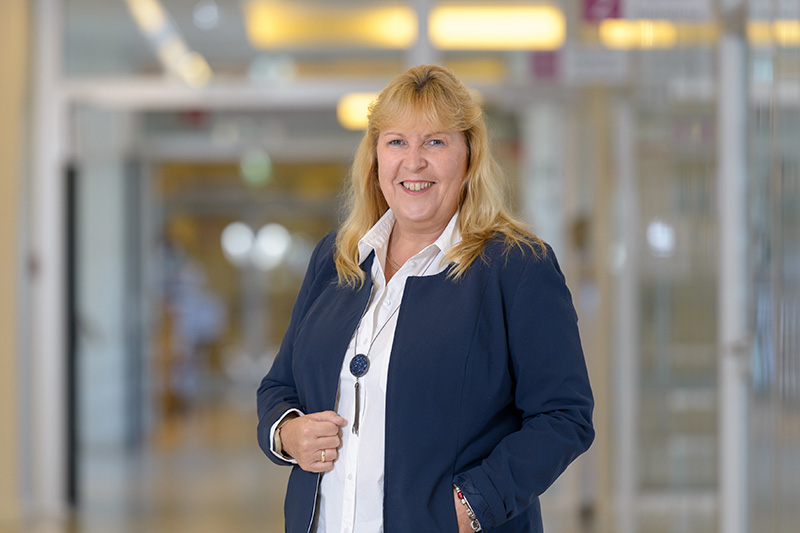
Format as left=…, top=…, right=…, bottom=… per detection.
left=279, top=410, right=347, bottom=473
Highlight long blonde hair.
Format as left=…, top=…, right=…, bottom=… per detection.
left=334, top=64, right=542, bottom=287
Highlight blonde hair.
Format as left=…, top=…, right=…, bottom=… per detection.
left=334, top=64, right=542, bottom=287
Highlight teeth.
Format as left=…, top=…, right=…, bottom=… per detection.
left=402, top=182, right=433, bottom=192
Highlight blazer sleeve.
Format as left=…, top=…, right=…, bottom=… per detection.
left=256, top=231, right=335, bottom=465
left=453, top=246, right=595, bottom=528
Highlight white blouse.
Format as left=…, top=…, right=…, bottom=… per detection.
left=314, top=209, right=460, bottom=533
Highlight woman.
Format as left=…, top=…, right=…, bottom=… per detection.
left=257, top=64, right=594, bottom=532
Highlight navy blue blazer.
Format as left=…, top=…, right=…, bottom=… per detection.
left=257, top=231, right=594, bottom=532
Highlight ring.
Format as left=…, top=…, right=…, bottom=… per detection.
left=321, top=449, right=326, bottom=463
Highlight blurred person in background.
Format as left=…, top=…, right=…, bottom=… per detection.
left=257, top=64, right=594, bottom=532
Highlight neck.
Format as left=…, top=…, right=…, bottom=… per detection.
left=392, top=211, right=456, bottom=249
left=388, top=224, right=442, bottom=264
left=384, top=227, right=434, bottom=284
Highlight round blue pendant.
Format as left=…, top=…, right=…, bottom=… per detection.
left=349, top=354, right=370, bottom=378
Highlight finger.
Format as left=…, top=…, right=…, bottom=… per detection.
left=298, top=458, right=333, bottom=474
left=312, top=421, right=347, bottom=439
left=316, top=448, right=338, bottom=470
left=282, top=413, right=344, bottom=464
left=281, top=417, right=333, bottom=459
left=297, top=430, right=339, bottom=454
left=291, top=417, right=337, bottom=441
left=306, top=445, right=329, bottom=466
left=320, top=447, right=339, bottom=463
left=312, top=459, right=335, bottom=473
left=300, top=449, right=336, bottom=473
left=315, top=435, right=341, bottom=451
left=309, top=410, right=347, bottom=427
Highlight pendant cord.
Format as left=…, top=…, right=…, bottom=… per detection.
left=353, top=296, right=400, bottom=363
left=385, top=253, right=402, bottom=270
left=349, top=245, right=438, bottom=435
left=354, top=246, right=438, bottom=356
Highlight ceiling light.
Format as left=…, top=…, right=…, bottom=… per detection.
left=243, top=1, right=416, bottom=49
left=337, top=93, right=377, bottom=131
left=176, top=52, right=213, bottom=87
left=429, top=5, right=565, bottom=50
left=748, top=20, right=800, bottom=47
left=126, top=0, right=166, bottom=35
left=599, top=19, right=678, bottom=49
left=127, top=0, right=213, bottom=86
left=772, top=20, right=800, bottom=46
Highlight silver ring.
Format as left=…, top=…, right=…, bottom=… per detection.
left=321, top=449, right=326, bottom=463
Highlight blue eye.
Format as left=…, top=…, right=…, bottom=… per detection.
left=388, top=139, right=403, bottom=146
left=428, top=139, right=445, bottom=146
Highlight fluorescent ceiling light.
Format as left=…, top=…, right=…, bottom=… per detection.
left=244, top=1, right=416, bottom=49
left=429, top=5, right=565, bottom=50
left=175, top=51, right=213, bottom=88
left=126, top=0, right=166, bottom=35
left=772, top=20, right=800, bottom=45
left=126, top=0, right=213, bottom=86
left=599, top=20, right=678, bottom=49
left=337, top=93, right=377, bottom=131
left=749, top=20, right=800, bottom=47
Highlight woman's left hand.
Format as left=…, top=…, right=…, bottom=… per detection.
left=453, top=487, right=473, bottom=532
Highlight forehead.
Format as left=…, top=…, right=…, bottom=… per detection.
left=376, top=100, right=461, bottom=131
left=378, top=115, right=458, bottom=136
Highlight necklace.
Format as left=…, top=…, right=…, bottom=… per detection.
left=349, top=292, right=400, bottom=435
left=348, top=248, right=436, bottom=435
left=385, top=253, right=402, bottom=271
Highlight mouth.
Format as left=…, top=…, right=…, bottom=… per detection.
left=401, top=181, right=433, bottom=192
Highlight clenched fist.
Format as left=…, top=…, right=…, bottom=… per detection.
left=278, top=411, right=347, bottom=473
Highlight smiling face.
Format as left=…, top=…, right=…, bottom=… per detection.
left=376, top=117, right=469, bottom=237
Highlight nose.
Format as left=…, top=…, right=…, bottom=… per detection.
left=402, top=145, right=426, bottom=172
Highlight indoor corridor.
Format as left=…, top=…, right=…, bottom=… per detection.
left=4, top=1, right=800, bottom=533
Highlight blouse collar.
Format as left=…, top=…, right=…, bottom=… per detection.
left=357, top=209, right=461, bottom=266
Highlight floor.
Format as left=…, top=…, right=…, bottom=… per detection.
left=22, top=397, right=291, bottom=533
left=15, top=392, right=596, bottom=533
left=25, top=387, right=800, bottom=533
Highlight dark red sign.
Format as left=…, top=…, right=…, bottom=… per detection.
left=531, top=51, right=560, bottom=81
left=583, top=0, right=621, bottom=22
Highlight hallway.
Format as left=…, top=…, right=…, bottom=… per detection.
left=5, top=1, right=800, bottom=532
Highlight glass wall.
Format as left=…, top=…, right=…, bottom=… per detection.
left=747, top=43, right=800, bottom=533
left=630, top=59, right=719, bottom=532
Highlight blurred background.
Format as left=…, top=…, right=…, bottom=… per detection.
left=1, top=0, right=798, bottom=532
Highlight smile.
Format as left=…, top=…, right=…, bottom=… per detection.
left=401, top=181, right=433, bottom=192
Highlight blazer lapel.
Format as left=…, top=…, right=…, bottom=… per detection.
left=304, top=253, right=375, bottom=410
